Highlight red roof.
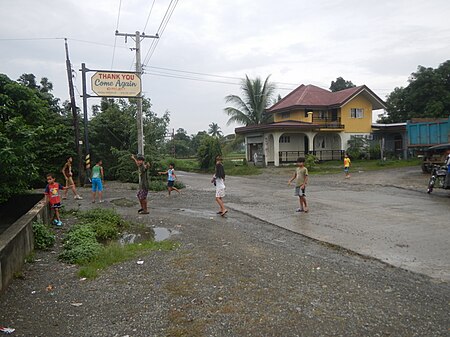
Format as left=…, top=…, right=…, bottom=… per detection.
left=268, top=84, right=386, bottom=113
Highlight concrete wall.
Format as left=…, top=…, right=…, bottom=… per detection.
left=0, top=196, right=49, bottom=294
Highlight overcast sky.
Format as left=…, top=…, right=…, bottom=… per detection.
left=1, top=0, right=449, bottom=136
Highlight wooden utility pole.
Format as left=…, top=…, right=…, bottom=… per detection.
left=64, top=38, right=84, bottom=186
left=115, top=31, right=158, bottom=156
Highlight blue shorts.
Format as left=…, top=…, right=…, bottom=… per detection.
left=344, top=167, right=350, bottom=173
left=168, top=180, right=175, bottom=187
left=92, top=177, right=103, bottom=192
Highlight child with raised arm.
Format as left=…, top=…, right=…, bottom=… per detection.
left=131, top=154, right=150, bottom=214
left=44, top=173, right=68, bottom=226
left=158, top=163, right=181, bottom=196
left=288, top=157, right=309, bottom=213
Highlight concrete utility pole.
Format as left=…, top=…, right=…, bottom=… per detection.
left=115, top=30, right=158, bottom=156
left=64, top=38, right=84, bottom=186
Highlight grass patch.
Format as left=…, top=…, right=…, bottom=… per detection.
left=78, top=240, right=179, bottom=279
left=59, top=208, right=179, bottom=279
left=284, top=158, right=422, bottom=175
left=225, top=164, right=261, bottom=176
left=160, top=157, right=199, bottom=172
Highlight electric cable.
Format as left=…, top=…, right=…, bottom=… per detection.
left=111, top=0, right=123, bottom=69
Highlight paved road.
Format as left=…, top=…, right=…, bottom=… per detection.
left=179, top=167, right=450, bottom=281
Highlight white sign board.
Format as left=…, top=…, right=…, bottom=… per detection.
left=91, top=72, right=141, bottom=97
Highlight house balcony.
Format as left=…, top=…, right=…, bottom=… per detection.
left=312, top=117, right=344, bottom=129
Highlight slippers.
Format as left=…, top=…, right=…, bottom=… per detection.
left=220, top=210, right=228, bottom=216
left=216, top=211, right=222, bottom=214
left=140, top=211, right=149, bottom=215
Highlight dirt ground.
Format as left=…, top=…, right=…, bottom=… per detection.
left=0, top=167, right=449, bottom=337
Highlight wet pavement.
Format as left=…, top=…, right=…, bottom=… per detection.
left=179, top=166, right=450, bottom=281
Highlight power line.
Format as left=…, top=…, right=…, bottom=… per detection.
left=144, top=65, right=301, bottom=87
left=111, top=0, right=123, bottom=69
left=142, top=0, right=157, bottom=33
left=143, top=70, right=297, bottom=91
left=142, top=0, right=179, bottom=66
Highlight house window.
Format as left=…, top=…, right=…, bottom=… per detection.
left=350, top=108, right=364, bottom=118
left=281, top=112, right=290, bottom=119
left=305, top=110, right=309, bottom=117
left=280, top=136, right=290, bottom=143
left=319, top=111, right=327, bottom=119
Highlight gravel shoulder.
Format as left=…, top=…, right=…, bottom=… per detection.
left=0, top=170, right=449, bottom=337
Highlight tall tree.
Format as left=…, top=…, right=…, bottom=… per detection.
left=0, top=74, right=71, bottom=202
left=208, top=122, right=223, bottom=138
left=224, top=75, right=276, bottom=126
left=380, top=60, right=450, bottom=123
left=329, top=77, right=356, bottom=92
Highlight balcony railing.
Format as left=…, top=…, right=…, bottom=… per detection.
left=312, top=117, right=344, bottom=129
left=279, top=150, right=345, bottom=163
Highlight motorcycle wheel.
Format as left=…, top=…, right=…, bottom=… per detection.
left=427, top=177, right=435, bottom=193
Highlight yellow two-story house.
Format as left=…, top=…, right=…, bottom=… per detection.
left=235, top=84, right=386, bottom=166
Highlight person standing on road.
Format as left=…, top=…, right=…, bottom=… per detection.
left=91, top=159, right=104, bottom=203
left=213, top=155, right=227, bottom=216
left=44, top=173, right=68, bottom=226
left=344, top=153, right=351, bottom=178
left=158, top=163, right=181, bottom=196
left=131, top=154, right=150, bottom=214
left=62, top=157, right=83, bottom=200
left=288, top=157, right=309, bottom=213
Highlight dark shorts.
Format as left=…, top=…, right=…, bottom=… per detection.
left=294, top=186, right=306, bottom=197
left=344, top=167, right=350, bottom=173
left=137, top=189, right=148, bottom=200
left=167, top=180, right=174, bottom=187
left=51, top=203, right=62, bottom=209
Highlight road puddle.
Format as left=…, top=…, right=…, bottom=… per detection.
left=119, top=227, right=180, bottom=245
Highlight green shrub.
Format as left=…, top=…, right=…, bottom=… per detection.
left=62, top=225, right=97, bottom=251
left=305, top=154, right=318, bottom=170
left=32, top=221, right=55, bottom=250
left=59, top=242, right=103, bottom=264
left=197, top=136, right=222, bottom=169
left=78, top=208, right=127, bottom=241
left=59, top=225, right=102, bottom=264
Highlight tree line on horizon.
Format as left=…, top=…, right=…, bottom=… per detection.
left=1, top=59, right=449, bottom=202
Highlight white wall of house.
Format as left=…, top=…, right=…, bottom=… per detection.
left=278, top=133, right=307, bottom=152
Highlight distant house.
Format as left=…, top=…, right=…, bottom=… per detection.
left=235, top=84, right=386, bottom=166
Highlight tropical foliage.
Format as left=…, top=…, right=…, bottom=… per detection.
left=329, top=77, right=356, bottom=92
left=224, top=75, right=276, bottom=126
left=208, top=122, right=222, bottom=138
left=380, top=60, right=450, bottom=123
left=88, top=97, right=170, bottom=182
left=0, top=73, right=72, bottom=203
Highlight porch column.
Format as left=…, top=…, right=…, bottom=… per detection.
left=306, top=132, right=316, bottom=152
left=273, top=132, right=282, bottom=166
left=244, top=136, right=249, bottom=161
left=263, top=134, right=269, bottom=166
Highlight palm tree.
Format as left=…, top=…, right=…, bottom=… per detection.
left=208, top=122, right=223, bottom=138
left=224, top=75, right=276, bottom=126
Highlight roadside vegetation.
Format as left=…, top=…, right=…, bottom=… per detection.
left=58, top=208, right=178, bottom=279
left=32, top=221, right=56, bottom=250
left=303, top=157, right=422, bottom=175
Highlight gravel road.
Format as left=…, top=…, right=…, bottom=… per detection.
left=0, top=168, right=449, bottom=337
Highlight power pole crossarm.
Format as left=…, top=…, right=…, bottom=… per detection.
left=115, top=30, right=159, bottom=156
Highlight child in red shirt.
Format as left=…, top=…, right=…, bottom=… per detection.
left=44, top=173, right=67, bottom=226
